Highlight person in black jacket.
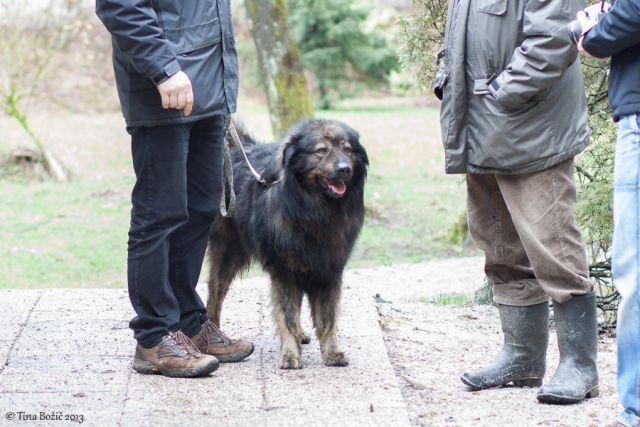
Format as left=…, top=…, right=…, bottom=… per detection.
left=96, top=0, right=254, bottom=378
left=571, top=2, right=640, bottom=425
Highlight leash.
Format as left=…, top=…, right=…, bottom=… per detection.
left=220, top=116, right=280, bottom=217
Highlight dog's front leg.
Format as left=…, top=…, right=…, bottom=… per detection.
left=271, top=280, right=303, bottom=369
left=309, top=284, right=348, bottom=367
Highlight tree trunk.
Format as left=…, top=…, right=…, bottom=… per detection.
left=5, top=93, right=69, bottom=182
left=245, top=0, right=313, bottom=138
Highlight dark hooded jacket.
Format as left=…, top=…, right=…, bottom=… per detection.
left=582, top=0, right=640, bottom=121
left=96, top=0, right=239, bottom=127
left=435, top=0, right=590, bottom=174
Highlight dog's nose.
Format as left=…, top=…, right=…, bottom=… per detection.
left=337, top=164, right=352, bottom=178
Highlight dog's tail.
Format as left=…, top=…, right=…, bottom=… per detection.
left=231, top=119, right=257, bottom=147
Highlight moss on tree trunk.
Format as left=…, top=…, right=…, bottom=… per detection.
left=245, top=0, right=314, bottom=138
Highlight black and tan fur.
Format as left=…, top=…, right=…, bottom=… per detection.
left=206, top=119, right=368, bottom=369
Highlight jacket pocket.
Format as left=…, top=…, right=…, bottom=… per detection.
left=467, top=92, right=555, bottom=170
left=477, top=0, right=508, bottom=15
left=154, top=0, right=221, bottom=54
left=471, top=0, right=517, bottom=77
left=164, top=19, right=222, bottom=54
left=153, top=0, right=217, bottom=30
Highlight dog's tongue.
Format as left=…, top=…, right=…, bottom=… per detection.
left=329, top=180, right=347, bottom=195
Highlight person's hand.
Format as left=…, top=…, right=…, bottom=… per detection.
left=157, top=71, right=194, bottom=116
left=575, top=2, right=610, bottom=56
left=578, top=36, right=593, bottom=56
left=577, top=2, right=611, bottom=35
left=583, top=1, right=611, bottom=19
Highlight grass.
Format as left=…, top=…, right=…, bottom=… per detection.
left=423, top=293, right=473, bottom=306
left=0, top=180, right=131, bottom=288
left=0, top=105, right=469, bottom=288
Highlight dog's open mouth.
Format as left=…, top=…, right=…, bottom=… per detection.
left=317, top=176, right=347, bottom=198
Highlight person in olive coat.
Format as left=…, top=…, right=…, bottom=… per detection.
left=96, top=0, right=253, bottom=378
left=436, top=0, right=599, bottom=403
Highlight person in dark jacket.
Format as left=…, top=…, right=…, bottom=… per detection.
left=572, top=2, right=640, bottom=424
left=437, top=0, right=600, bottom=404
left=96, top=0, right=254, bottom=378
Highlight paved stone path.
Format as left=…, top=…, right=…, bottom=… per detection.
left=1, top=257, right=620, bottom=426
left=0, top=277, right=411, bottom=427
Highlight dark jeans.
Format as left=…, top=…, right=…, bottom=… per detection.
left=127, top=115, right=224, bottom=348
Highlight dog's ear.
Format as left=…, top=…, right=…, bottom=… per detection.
left=277, top=119, right=309, bottom=168
left=344, top=125, right=369, bottom=167
left=276, top=138, right=294, bottom=170
left=345, top=126, right=360, bottom=144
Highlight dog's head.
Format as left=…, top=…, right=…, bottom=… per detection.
left=279, top=119, right=368, bottom=199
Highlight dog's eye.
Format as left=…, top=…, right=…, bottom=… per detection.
left=344, top=147, right=352, bottom=155
left=316, top=147, right=328, bottom=155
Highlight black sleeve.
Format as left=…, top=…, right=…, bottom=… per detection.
left=95, top=0, right=180, bottom=81
left=582, top=0, right=640, bottom=58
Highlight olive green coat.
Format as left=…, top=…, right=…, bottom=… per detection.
left=435, top=0, right=590, bottom=174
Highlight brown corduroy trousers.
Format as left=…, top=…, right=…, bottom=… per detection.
left=466, top=159, right=594, bottom=306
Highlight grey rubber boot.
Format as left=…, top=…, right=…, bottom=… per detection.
left=461, top=301, right=549, bottom=390
left=537, top=291, right=599, bottom=404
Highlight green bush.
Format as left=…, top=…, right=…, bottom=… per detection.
left=397, top=0, right=447, bottom=90
left=575, top=58, right=616, bottom=264
left=288, top=0, right=399, bottom=109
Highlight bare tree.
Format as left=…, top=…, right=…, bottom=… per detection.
left=245, top=0, right=313, bottom=138
left=0, top=0, right=83, bottom=181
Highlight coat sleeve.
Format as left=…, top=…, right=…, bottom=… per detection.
left=582, top=0, right=640, bottom=58
left=488, top=0, right=578, bottom=111
left=95, top=0, right=180, bottom=82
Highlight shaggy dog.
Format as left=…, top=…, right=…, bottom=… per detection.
left=206, top=119, right=368, bottom=369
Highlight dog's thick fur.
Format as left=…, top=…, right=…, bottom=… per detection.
left=206, top=119, right=368, bottom=369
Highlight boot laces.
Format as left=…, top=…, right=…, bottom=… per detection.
left=169, top=331, right=203, bottom=358
left=202, top=321, right=232, bottom=347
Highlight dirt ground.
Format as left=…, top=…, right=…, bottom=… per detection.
left=365, top=258, right=620, bottom=426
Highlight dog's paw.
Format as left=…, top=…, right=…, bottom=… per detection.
left=324, top=352, right=349, bottom=367
left=299, top=330, right=311, bottom=345
left=279, top=354, right=303, bottom=370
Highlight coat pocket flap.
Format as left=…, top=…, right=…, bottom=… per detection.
left=473, top=79, right=491, bottom=95
left=164, top=19, right=222, bottom=54
left=478, top=0, right=508, bottom=15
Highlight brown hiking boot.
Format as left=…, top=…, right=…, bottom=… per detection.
left=190, top=320, right=254, bottom=363
left=132, top=331, right=219, bottom=377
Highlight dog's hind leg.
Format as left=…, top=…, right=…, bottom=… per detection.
left=299, top=327, right=312, bottom=345
left=308, top=284, right=348, bottom=367
left=271, top=279, right=304, bottom=369
left=298, top=296, right=312, bottom=345
left=206, top=219, right=250, bottom=326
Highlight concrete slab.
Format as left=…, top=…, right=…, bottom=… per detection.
left=0, top=340, right=14, bottom=367
left=0, top=273, right=410, bottom=426
left=0, top=290, right=42, bottom=326
left=0, top=371, right=130, bottom=394
left=18, top=318, right=129, bottom=336
left=11, top=312, right=130, bottom=355
left=121, top=408, right=268, bottom=427
left=262, top=407, right=410, bottom=427
left=2, top=355, right=131, bottom=374
left=11, top=330, right=133, bottom=358
left=36, top=289, right=129, bottom=312
left=0, top=289, right=42, bottom=310
left=29, top=309, right=133, bottom=323
left=0, top=325, right=22, bottom=341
